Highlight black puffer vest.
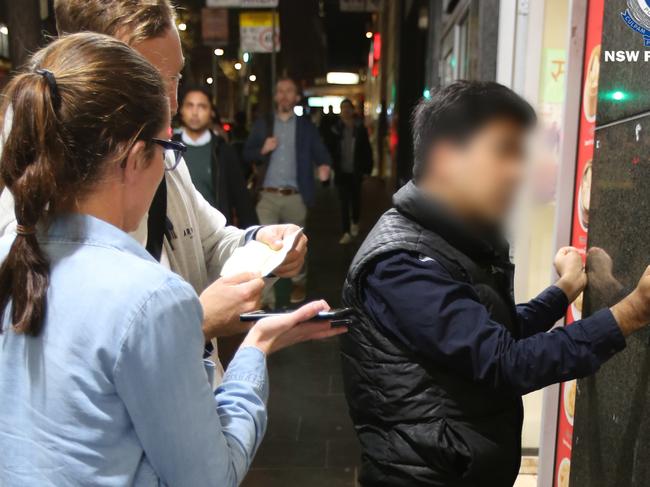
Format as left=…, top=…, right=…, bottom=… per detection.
left=341, top=182, right=523, bottom=487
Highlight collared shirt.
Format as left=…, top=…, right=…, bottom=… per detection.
left=264, top=114, right=298, bottom=189
left=181, top=128, right=212, bottom=147
left=363, top=251, right=626, bottom=395
left=0, top=214, right=268, bottom=486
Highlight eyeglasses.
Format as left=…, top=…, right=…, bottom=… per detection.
left=151, top=138, right=187, bottom=171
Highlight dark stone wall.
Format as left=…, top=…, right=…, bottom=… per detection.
left=476, top=0, right=500, bottom=81
left=570, top=1, right=650, bottom=486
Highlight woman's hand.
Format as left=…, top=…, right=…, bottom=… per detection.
left=241, top=300, right=348, bottom=355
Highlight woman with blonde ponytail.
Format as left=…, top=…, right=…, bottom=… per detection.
left=0, top=33, right=345, bottom=486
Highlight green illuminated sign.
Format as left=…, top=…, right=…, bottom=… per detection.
left=602, top=90, right=631, bottom=102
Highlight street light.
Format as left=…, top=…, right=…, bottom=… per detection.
left=365, top=31, right=373, bottom=39
left=214, top=48, right=224, bottom=56
left=178, top=23, right=187, bottom=31
left=326, top=72, right=360, bottom=85
left=0, top=26, right=8, bottom=35
left=249, top=74, right=257, bottom=82
left=206, top=77, right=214, bottom=85
left=243, top=52, right=250, bottom=63
left=234, top=62, right=242, bottom=71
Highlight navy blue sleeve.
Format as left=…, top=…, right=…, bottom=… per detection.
left=362, top=252, right=626, bottom=395
left=516, top=285, right=569, bottom=337
left=308, top=121, right=332, bottom=166
left=242, top=118, right=267, bottom=164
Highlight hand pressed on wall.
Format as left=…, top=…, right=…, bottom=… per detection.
left=586, top=247, right=625, bottom=307
left=554, top=246, right=587, bottom=303
left=611, top=265, right=650, bottom=337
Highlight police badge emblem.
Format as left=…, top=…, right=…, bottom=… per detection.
left=622, top=0, right=650, bottom=46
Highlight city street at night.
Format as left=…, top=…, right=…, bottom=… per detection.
left=2, top=1, right=650, bottom=486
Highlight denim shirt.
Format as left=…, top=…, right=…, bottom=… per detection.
left=0, top=214, right=269, bottom=486
left=264, top=114, right=298, bottom=190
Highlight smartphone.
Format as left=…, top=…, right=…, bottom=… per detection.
left=240, top=307, right=354, bottom=323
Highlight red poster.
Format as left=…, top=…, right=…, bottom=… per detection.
left=553, top=1, right=604, bottom=486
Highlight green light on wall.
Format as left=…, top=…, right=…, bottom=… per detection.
left=423, top=88, right=431, bottom=100
left=604, top=90, right=630, bottom=102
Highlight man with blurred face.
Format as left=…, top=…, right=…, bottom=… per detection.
left=176, top=88, right=257, bottom=227
left=244, top=77, right=331, bottom=304
left=0, top=0, right=308, bottom=381
left=341, top=81, right=650, bottom=486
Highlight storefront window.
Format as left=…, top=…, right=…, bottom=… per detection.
left=441, top=28, right=456, bottom=85
left=440, top=8, right=470, bottom=85
left=457, top=13, right=470, bottom=79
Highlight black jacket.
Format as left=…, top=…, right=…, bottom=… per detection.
left=173, top=132, right=258, bottom=228
left=328, top=118, right=373, bottom=180
left=341, top=181, right=522, bottom=487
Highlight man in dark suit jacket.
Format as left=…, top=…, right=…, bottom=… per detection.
left=176, top=88, right=258, bottom=228
left=329, top=99, right=373, bottom=244
left=243, top=77, right=331, bottom=303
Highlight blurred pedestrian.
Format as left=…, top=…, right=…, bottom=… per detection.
left=319, top=104, right=338, bottom=152
left=176, top=87, right=258, bottom=228
left=330, top=98, right=373, bottom=244
left=244, top=77, right=331, bottom=304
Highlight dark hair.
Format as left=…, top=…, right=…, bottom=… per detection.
left=0, top=33, right=167, bottom=336
left=54, top=0, right=175, bottom=45
left=411, top=81, right=536, bottom=180
left=340, top=98, right=353, bottom=108
left=180, top=85, right=213, bottom=108
left=276, top=76, right=300, bottom=92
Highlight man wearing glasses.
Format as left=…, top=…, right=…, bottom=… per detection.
left=0, top=0, right=308, bottom=380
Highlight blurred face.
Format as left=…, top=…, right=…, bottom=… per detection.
left=340, top=101, right=354, bottom=121
left=133, top=27, right=185, bottom=116
left=423, top=118, right=528, bottom=225
left=180, top=91, right=213, bottom=133
left=275, top=79, right=300, bottom=114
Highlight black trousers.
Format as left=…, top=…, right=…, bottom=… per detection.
left=336, top=172, right=362, bottom=233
